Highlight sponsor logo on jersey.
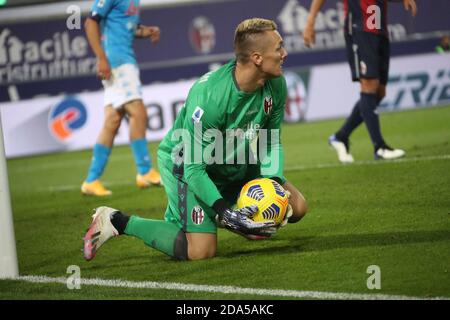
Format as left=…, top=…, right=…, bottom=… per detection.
left=192, top=106, right=204, bottom=123
left=191, top=206, right=205, bottom=225
left=49, top=97, right=87, bottom=142
left=264, top=96, right=273, bottom=114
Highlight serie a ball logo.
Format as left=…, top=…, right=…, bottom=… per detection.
left=237, top=178, right=289, bottom=226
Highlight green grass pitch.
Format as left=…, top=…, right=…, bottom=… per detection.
left=1, top=105, right=449, bottom=299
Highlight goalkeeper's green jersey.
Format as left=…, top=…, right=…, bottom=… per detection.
left=158, top=59, right=287, bottom=208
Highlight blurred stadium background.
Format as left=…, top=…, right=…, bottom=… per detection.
left=0, top=0, right=449, bottom=300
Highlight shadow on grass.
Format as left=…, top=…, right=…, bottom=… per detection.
left=222, top=229, right=450, bottom=257
left=50, top=229, right=449, bottom=272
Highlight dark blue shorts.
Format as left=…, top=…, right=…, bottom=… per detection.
left=345, top=31, right=390, bottom=85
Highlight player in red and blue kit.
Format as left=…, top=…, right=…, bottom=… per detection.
left=81, top=0, right=162, bottom=196
left=304, top=0, right=417, bottom=162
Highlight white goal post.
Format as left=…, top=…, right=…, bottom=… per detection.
left=0, top=111, right=18, bottom=278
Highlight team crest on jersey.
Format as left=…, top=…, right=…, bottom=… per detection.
left=191, top=206, right=205, bottom=225
left=264, top=96, right=273, bottom=115
left=192, top=106, right=204, bottom=123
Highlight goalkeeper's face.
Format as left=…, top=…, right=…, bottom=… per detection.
left=258, top=30, right=288, bottom=78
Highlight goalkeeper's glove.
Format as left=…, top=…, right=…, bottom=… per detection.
left=214, top=199, right=277, bottom=237
left=221, top=205, right=277, bottom=236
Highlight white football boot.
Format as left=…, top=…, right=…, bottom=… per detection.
left=328, top=135, right=354, bottom=163
left=375, top=146, right=405, bottom=160
left=83, top=206, right=119, bottom=261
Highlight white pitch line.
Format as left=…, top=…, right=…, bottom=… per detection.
left=8, top=275, right=448, bottom=300
left=40, top=154, right=450, bottom=192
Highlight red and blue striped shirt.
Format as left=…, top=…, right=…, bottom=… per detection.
left=343, top=0, right=389, bottom=37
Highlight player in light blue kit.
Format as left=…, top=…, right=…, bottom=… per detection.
left=81, top=0, right=162, bottom=196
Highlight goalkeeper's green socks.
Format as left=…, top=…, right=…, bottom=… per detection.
left=117, top=214, right=188, bottom=260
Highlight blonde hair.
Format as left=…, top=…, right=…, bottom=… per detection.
left=234, top=18, right=277, bottom=63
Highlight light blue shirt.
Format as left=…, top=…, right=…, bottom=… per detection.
left=91, top=0, right=140, bottom=68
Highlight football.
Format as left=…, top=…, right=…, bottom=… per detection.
left=236, top=178, right=289, bottom=225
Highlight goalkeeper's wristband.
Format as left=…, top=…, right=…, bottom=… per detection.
left=212, top=198, right=229, bottom=216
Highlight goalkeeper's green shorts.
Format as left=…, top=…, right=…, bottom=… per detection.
left=158, top=155, right=262, bottom=234
left=158, top=157, right=217, bottom=234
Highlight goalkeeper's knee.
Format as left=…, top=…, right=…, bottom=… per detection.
left=185, top=233, right=217, bottom=260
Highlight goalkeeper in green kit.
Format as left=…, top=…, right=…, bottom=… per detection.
left=83, top=18, right=308, bottom=261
